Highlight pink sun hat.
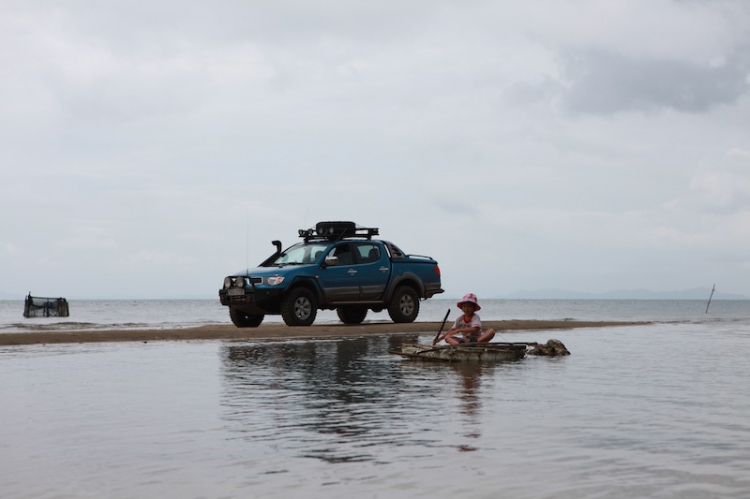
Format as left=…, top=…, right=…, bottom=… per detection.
left=457, top=293, right=481, bottom=311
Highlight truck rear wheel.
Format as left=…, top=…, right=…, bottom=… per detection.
left=281, top=288, right=318, bottom=326
left=229, top=308, right=264, bottom=328
left=336, top=306, right=368, bottom=325
left=388, top=286, right=420, bottom=323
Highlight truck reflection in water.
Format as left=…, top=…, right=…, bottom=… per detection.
left=219, top=335, right=491, bottom=464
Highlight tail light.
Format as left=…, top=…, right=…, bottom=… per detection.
left=434, top=265, right=441, bottom=277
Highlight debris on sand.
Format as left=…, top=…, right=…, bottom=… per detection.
left=527, top=339, right=570, bottom=356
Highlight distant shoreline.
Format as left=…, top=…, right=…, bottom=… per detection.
left=0, top=319, right=648, bottom=346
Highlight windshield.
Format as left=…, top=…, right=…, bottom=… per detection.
left=272, top=243, right=330, bottom=266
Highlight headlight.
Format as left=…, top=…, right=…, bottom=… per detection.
left=224, top=277, right=232, bottom=289
left=235, top=277, right=247, bottom=288
left=266, top=276, right=285, bottom=286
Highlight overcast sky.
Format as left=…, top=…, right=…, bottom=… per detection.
left=2, top=0, right=749, bottom=299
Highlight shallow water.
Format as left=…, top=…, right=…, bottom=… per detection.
left=2, top=321, right=749, bottom=498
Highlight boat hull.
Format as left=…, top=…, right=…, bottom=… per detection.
left=389, top=343, right=527, bottom=363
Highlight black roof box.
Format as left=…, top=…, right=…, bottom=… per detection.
left=299, top=221, right=379, bottom=241
left=316, top=221, right=356, bottom=237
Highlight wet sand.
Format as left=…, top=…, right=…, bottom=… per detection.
left=0, top=320, right=647, bottom=346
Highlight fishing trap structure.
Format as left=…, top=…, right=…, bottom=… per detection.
left=23, top=293, right=70, bottom=318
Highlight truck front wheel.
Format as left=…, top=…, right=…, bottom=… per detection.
left=281, top=288, right=318, bottom=326
left=388, top=286, right=420, bottom=323
left=229, top=308, right=264, bottom=328
left=336, top=306, right=368, bottom=325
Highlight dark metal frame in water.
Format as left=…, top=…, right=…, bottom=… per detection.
left=23, top=294, right=70, bottom=318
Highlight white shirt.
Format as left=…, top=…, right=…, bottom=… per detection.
left=453, top=314, right=482, bottom=338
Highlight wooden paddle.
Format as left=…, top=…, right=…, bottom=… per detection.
left=433, top=309, right=451, bottom=345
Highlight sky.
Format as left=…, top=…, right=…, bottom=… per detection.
left=1, top=0, right=749, bottom=300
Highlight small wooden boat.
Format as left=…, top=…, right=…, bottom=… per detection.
left=389, top=340, right=570, bottom=363
left=389, top=342, right=528, bottom=362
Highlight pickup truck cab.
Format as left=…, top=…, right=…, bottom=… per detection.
left=219, top=221, right=443, bottom=327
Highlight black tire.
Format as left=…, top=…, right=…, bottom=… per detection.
left=336, top=306, right=368, bottom=325
left=281, top=288, right=318, bottom=326
left=387, top=286, right=420, bottom=323
left=229, top=308, right=264, bottom=328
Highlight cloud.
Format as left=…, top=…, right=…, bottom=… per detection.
left=1, top=242, right=20, bottom=256
left=56, top=230, right=119, bottom=251
left=557, top=47, right=750, bottom=115
left=435, top=200, right=482, bottom=218
left=686, top=150, right=750, bottom=212
left=57, top=235, right=118, bottom=250
left=501, top=2, right=750, bottom=115
left=124, top=250, right=195, bottom=266
left=689, top=170, right=750, bottom=212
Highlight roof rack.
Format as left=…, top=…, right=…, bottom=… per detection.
left=298, top=221, right=379, bottom=241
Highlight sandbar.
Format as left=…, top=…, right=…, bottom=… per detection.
left=0, top=320, right=647, bottom=346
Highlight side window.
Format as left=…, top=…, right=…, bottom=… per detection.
left=356, top=243, right=381, bottom=264
left=329, top=244, right=353, bottom=266
left=385, top=242, right=405, bottom=259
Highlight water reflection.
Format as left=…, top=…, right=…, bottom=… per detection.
left=454, top=363, right=483, bottom=449
left=219, top=335, right=497, bottom=464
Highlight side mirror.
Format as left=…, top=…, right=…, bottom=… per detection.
left=324, top=255, right=339, bottom=267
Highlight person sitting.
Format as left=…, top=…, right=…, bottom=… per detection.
left=434, top=293, right=496, bottom=345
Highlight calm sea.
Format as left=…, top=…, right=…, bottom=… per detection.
left=1, top=299, right=749, bottom=498
left=1, top=298, right=748, bottom=333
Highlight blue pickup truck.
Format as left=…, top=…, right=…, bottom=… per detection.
left=219, top=222, right=443, bottom=327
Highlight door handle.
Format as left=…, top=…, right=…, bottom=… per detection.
left=379, top=266, right=389, bottom=273
left=348, top=269, right=358, bottom=275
